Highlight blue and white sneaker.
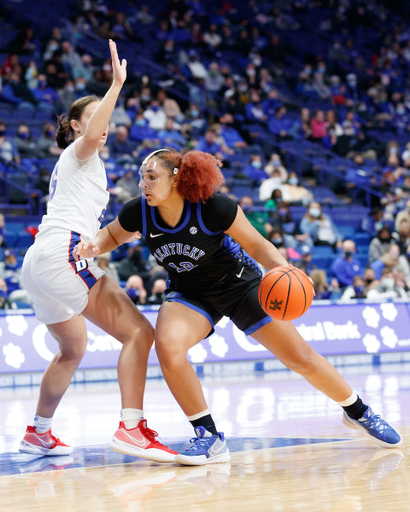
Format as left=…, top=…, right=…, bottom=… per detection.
left=342, top=407, right=402, bottom=448
left=175, top=426, right=231, bottom=466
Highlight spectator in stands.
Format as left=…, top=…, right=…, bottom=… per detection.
left=331, top=240, right=363, bottom=289
left=129, top=114, right=159, bottom=144
left=300, top=202, right=342, bottom=248
left=220, top=114, right=248, bottom=151
left=363, top=267, right=377, bottom=288
left=32, top=74, right=58, bottom=111
left=61, top=41, right=83, bottom=74
left=137, top=5, right=154, bottom=24
left=56, top=80, right=76, bottom=113
left=259, top=168, right=287, bottom=202
left=34, top=168, right=52, bottom=204
left=146, top=278, right=167, bottom=305
left=246, top=91, right=268, bottom=122
left=114, top=171, right=140, bottom=204
left=205, top=62, right=224, bottom=98
left=298, top=245, right=316, bottom=275
left=95, top=252, right=119, bottom=283
left=367, top=268, right=407, bottom=299
left=116, top=240, right=151, bottom=282
left=109, top=126, right=137, bottom=163
left=195, top=129, right=225, bottom=160
left=325, top=110, right=343, bottom=145
left=310, top=110, right=327, bottom=141
left=361, top=206, right=384, bottom=238
left=182, top=49, right=208, bottom=80
left=268, top=106, right=292, bottom=138
left=239, top=196, right=270, bottom=237
left=0, top=123, right=19, bottom=163
left=242, top=155, right=269, bottom=183
left=370, top=244, right=406, bottom=280
left=310, top=269, right=332, bottom=300
left=157, top=90, right=182, bottom=121
left=262, top=89, right=282, bottom=119
left=282, top=173, right=312, bottom=205
left=125, top=275, right=147, bottom=305
left=143, top=101, right=167, bottom=131
left=2, top=72, right=38, bottom=107
left=14, top=125, right=37, bottom=159
left=396, top=219, right=410, bottom=256
left=157, top=118, right=185, bottom=149
left=290, top=108, right=312, bottom=139
left=368, top=226, right=398, bottom=264
left=36, top=123, right=62, bottom=161
left=395, top=199, right=410, bottom=232
left=203, top=23, right=222, bottom=52
left=265, top=153, right=288, bottom=181
left=0, top=289, right=13, bottom=310
left=340, top=275, right=367, bottom=301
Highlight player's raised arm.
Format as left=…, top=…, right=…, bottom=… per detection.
left=74, top=40, right=127, bottom=161
left=225, top=207, right=288, bottom=269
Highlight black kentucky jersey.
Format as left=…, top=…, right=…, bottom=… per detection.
left=118, top=194, right=251, bottom=293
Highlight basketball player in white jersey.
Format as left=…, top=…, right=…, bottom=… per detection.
left=18, top=40, right=177, bottom=463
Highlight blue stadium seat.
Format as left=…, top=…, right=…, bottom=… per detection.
left=311, top=246, right=334, bottom=258
left=337, top=226, right=356, bottom=239
left=7, top=223, right=25, bottom=234
left=3, top=234, right=16, bottom=247
left=311, top=257, right=331, bottom=270
left=355, top=233, right=370, bottom=246
left=15, top=233, right=34, bottom=249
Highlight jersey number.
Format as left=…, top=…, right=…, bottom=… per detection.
left=168, top=262, right=198, bottom=273
left=49, top=164, right=58, bottom=201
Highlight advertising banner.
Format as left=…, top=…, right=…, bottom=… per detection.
left=1, top=302, right=410, bottom=374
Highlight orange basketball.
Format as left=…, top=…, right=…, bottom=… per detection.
left=258, top=265, right=314, bottom=321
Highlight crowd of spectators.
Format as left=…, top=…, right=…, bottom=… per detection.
left=1, top=0, right=410, bottom=304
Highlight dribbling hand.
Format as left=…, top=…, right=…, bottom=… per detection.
left=72, top=241, right=100, bottom=261
left=109, top=39, right=127, bottom=86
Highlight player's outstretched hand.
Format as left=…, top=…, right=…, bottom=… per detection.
left=109, top=39, right=127, bottom=86
left=72, top=241, right=101, bottom=261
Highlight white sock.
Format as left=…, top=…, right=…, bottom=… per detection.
left=187, top=409, right=210, bottom=421
left=34, top=414, right=53, bottom=434
left=337, top=392, right=358, bottom=407
left=121, top=408, right=144, bottom=429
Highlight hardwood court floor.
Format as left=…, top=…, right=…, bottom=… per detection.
left=0, top=365, right=409, bottom=511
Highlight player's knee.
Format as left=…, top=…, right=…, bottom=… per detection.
left=155, top=335, right=186, bottom=369
left=60, top=338, right=88, bottom=363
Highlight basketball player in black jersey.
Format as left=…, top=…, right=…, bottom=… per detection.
left=74, top=148, right=402, bottom=465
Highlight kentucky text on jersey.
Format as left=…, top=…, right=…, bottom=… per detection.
left=154, top=244, right=205, bottom=263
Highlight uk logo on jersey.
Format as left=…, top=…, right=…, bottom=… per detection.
left=189, top=226, right=198, bottom=235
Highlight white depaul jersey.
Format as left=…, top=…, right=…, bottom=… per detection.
left=38, top=141, right=110, bottom=241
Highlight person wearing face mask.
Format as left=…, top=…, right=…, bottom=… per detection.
left=239, top=196, right=270, bottom=237
left=282, top=172, right=313, bottom=205
left=0, top=123, right=20, bottom=164
left=143, top=101, right=167, bottom=131
left=331, top=240, right=363, bottom=289
left=57, top=80, right=76, bottom=113
left=243, top=155, right=269, bottom=183
left=36, top=123, right=63, bottom=161
left=129, top=114, right=158, bottom=143
left=219, top=113, right=248, bottom=150
left=14, top=125, right=37, bottom=159
left=367, top=269, right=407, bottom=300
left=146, top=278, right=167, bottom=305
left=116, top=240, right=152, bottom=282
left=368, top=226, right=398, bottom=264
left=33, top=74, right=59, bottom=111
left=340, top=275, right=367, bottom=301
left=300, top=202, right=343, bottom=248
left=75, top=78, right=89, bottom=99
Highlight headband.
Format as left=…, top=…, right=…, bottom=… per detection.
left=142, top=148, right=179, bottom=174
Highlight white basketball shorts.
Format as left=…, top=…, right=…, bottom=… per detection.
left=22, top=228, right=105, bottom=325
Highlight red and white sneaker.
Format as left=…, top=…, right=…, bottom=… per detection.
left=19, top=426, right=73, bottom=456
left=109, top=420, right=177, bottom=463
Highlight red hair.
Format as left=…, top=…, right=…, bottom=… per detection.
left=152, top=150, right=224, bottom=203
